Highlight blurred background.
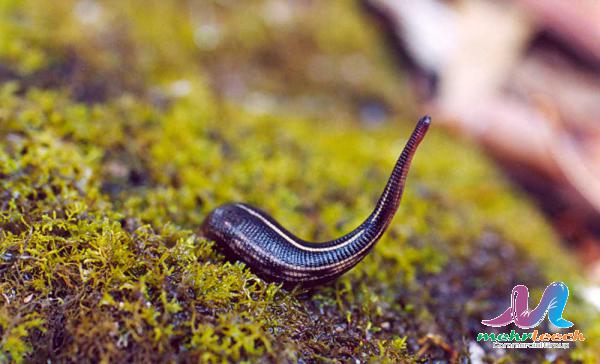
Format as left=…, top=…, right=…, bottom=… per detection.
left=2, top=0, right=600, bottom=362
left=369, top=0, right=600, bottom=280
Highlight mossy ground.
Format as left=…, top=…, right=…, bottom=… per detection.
left=0, top=0, right=598, bottom=362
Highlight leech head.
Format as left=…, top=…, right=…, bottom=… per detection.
left=367, top=115, right=430, bottom=229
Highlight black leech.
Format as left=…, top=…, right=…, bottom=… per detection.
left=201, top=116, right=431, bottom=286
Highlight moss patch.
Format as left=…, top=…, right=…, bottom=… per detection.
left=1, top=1, right=598, bottom=363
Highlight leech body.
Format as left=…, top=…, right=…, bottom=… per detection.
left=201, top=116, right=431, bottom=286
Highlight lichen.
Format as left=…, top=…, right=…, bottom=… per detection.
left=1, top=1, right=598, bottom=363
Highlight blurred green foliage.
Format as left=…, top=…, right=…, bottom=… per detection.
left=0, top=0, right=598, bottom=362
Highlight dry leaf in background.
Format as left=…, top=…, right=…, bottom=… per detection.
left=368, top=0, right=600, bottom=278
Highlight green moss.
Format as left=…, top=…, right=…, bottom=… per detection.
left=1, top=1, right=598, bottom=362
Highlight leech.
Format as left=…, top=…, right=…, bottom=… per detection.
left=201, top=116, right=431, bottom=286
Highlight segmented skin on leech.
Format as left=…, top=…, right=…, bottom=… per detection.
left=201, top=116, right=431, bottom=286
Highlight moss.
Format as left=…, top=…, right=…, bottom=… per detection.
left=1, top=1, right=599, bottom=363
